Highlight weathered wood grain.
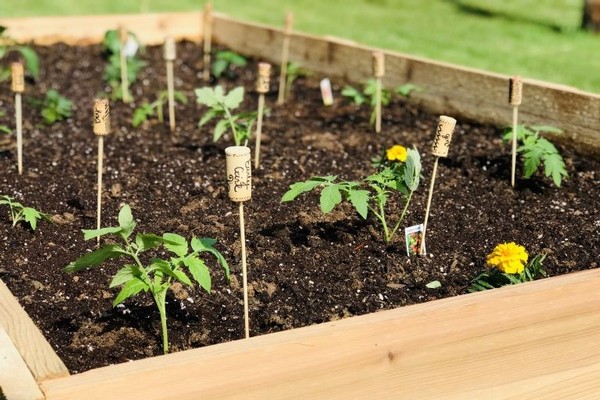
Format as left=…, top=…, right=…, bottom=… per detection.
left=0, top=327, right=44, bottom=400
left=41, top=269, right=600, bottom=399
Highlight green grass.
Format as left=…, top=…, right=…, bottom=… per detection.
left=1, top=0, right=598, bottom=93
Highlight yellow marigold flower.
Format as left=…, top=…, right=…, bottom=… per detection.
left=486, top=242, right=528, bottom=274
left=386, top=145, right=407, bottom=162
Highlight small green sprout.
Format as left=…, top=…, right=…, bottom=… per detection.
left=211, top=50, right=247, bottom=79
left=102, top=29, right=147, bottom=101
left=285, top=62, right=311, bottom=98
left=64, top=204, right=230, bottom=355
left=342, top=79, right=391, bottom=126
left=0, top=195, right=50, bottom=230
left=39, top=89, right=73, bottom=125
left=502, top=124, right=568, bottom=187
left=132, top=90, right=188, bottom=128
left=395, top=83, right=422, bottom=97
left=0, top=25, right=40, bottom=81
left=282, top=145, right=421, bottom=243
left=0, top=110, right=11, bottom=134
left=196, top=85, right=256, bottom=146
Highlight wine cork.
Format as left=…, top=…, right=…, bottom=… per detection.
left=509, top=75, right=522, bottom=106
left=225, top=146, right=252, bottom=202
left=163, top=37, right=176, bottom=61
left=256, top=62, right=271, bottom=94
left=431, top=115, right=456, bottom=158
left=93, top=99, right=110, bottom=136
left=204, top=2, right=213, bottom=24
left=285, top=12, right=294, bottom=34
left=372, top=51, right=385, bottom=78
left=11, top=63, right=24, bottom=93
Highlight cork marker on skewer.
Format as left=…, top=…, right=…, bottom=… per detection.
left=277, top=12, right=293, bottom=105
left=372, top=51, right=385, bottom=133
left=421, top=115, right=456, bottom=255
left=164, top=37, right=177, bottom=132
left=11, top=62, right=24, bottom=175
left=509, top=76, right=522, bottom=188
left=254, top=62, right=271, bottom=169
left=202, top=2, right=213, bottom=82
left=225, top=146, right=252, bottom=339
left=93, top=99, right=110, bottom=244
left=119, top=26, right=130, bottom=103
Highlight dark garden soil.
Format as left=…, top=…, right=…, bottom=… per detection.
left=0, top=40, right=598, bottom=374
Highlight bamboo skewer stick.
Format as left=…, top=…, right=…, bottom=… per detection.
left=372, top=51, right=384, bottom=133
left=119, top=26, right=130, bottom=103
left=225, top=146, right=252, bottom=339
left=93, top=99, right=110, bottom=243
left=11, top=62, right=24, bottom=175
left=421, top=115, right=456, bottom=255
left=202, top=2, right=213, bottom=82
left=254, top=62, right=271, bottom=169
left=164, top=37, right=177, bottom=132
left=509, top=76, right=522, bottom=188
left=277, top=12, right=293, bottom=105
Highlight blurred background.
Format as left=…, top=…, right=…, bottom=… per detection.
left=1, top=0, right=598, bottom=93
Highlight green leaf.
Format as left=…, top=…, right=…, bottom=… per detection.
left=211, top=59, right=228, bottom=78
left=190, top=237, right=230, bottom=280
left=213, top=119, right=229, bottom=142
left=162, top=233, right=188, bottom=257
left=341, top=86, right=365, bottom=105
left=224, top=86, right=244, bottom=109
left=170, top=268, right=193, bottom=287
left=530, top=125, right=563, bottom=135
left=536, top=137, right=559, bottom=154
left=109, top=264, right=141, bottom=288
left=113, top=277, right=149, bottom=306
left=22, top=207, right=42, bottom=230
left=320, top=184, right=342, bottom=213
left=404, top=148, right=422, bottom=191
left=347, top=189, right=370, bottom=219
left=543, top=152, right=568, bottom=187
left=395, top=83, right=422, bottom=97
left=186, top=256, right=211, bottom=292
left=83, top=226, right=123, bottom=241
left=426, top=280, right=441, bottom=289
left=15, top=46, right=40, bottom=79
left=195, top=87, right=220, bottom=107
left=64, top=244, right=128, bottom=272
left=198, top=108, right=218, bottom=127
left=118, top=204, right=136, bottom=239
left=135, top=233, right=165, bottom=251
left=281, top=177, right=335, bottom=202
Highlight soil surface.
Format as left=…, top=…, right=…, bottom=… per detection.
left=0, top=41, right=598, bottom=374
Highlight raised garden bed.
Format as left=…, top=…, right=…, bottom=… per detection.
left=0, top=11, right=599, bottom=399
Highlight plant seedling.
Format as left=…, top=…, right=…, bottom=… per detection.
left=211, top=50, right=247, bottom=80
left=277, top=12, right=293, bottom=105
left=0, top=26, right=40, bottom=81
left=285, top=62, right=310, bottom=99
left=0, top=195, right=50, bottom=230
left=282, top=146, right=421, bottom=243
left=37, top=89, right=73, bottom=125
left=102, top=29, right=146, bottom=101
left=196, top=85, right=256, bottom=146
left=132, top=90, right=187, bottom=128
left=64, top=204, right=230, bottom=354
left=342, top=79, right=391, bottom=127
left=502, top=124, right=568, bottom=187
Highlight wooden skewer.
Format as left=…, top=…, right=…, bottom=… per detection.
left=11, top=62, right=24, bottom=175
left=254, top=62, right=271, bottom=169
left=93, top=99, right=110, bottom=243
left=277, top=12, right=293, bottom=105
left=225, top=146, right=252, bottom=339
left=372, top=51, right=384, bottom=133
left=509, top=76, right=523, bottom=188
left=421, top=115, right=456, bottom=255
left=164, top=37, right=177, bottom=132
left=119, top=26, right=130, bottom=103
left=203, top=2, right=213, bottom=82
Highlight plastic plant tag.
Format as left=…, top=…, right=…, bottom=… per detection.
left=405, top=224, right=426, bottom=256
left=123, top=36, right=139, bottom=58
left=320, top=78, right=334, bottom=106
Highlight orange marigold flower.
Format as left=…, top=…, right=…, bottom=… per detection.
left=486, top=242, right=528, bottom=274
left=386, top=145, right=407, bottom=162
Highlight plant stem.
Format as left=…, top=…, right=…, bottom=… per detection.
left=222, top=105, right=239, bottom=145
left=371, top=200, right=390, bottom=242
left=388, top=190, right=414, bottom=243
left=153, top=289, right=169, bottom=354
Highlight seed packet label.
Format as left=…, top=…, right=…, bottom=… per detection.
left=256, top=62, right=271, bottom=94
left=225, top=146, right=252, bottom=202
left=509, top=75, right=522, bottom=106
left=405, top=224, right=425, bottom=256
left=320, top=78, right=334, bottom=106
left=93, top=99, right=110, bottom=136
left=431, top=115, right=456, bottom=158
left=123, top=36, right=139, bottom=58
left=163, top=37, right=176, bottom=61
left=372, top=51, right=385, bottom=78
left=11, top=63, right=24, bottom=93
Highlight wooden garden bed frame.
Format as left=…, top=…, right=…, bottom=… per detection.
left=0, top=11, right=599, bottom=399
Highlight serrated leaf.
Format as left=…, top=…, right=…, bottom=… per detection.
left=281, top=179, right=326, bottom=202
left=211, top=59, right=228, bottom=78
left=536, top=137, right=558, bottom=154
left=213, top=119, right=229, bottom=142
left=64, top=244, right=128, bottom=272
left=135, top=233, right=165, bottom=251
left=190, top=237, right=217, bottom=252
left=113, top=277, right=149, bottom=306
left=404, top=148, right=422, bottom=191
left=426, top=280, right=441, bottom=289
left=15, top=46, right=40, bottom=79
left=109, top=264, right=140, bottom=288
left=543, top=152, right=568, bottom=187
left=224, top=86, right=244, bottom=109
left=320, top=184, right=342, bottom=213
left=530, top=125, right=563, bottom=134
left=195, top=87, right=220, bottom=107
left=163, top=233, right=188, bottom=257
left=171, top=268, right=193, bottom=286
left=348, top=189, right=370, bottom=219
left=22, top=207, right=42, bottom=230
left=118, top=204, right=135, bottom=239
left=83, top=226, right=123, bottom=241
left=186, top=256, right=211, bottom=292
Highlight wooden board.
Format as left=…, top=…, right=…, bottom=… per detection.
left=41, top=269, right=600, bottom=399
left=0, top=279, right=69, bottom=382
left=0, top=326, right=44, bottom=400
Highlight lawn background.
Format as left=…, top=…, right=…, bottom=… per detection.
left=1, top=0, right=598, bottom=93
